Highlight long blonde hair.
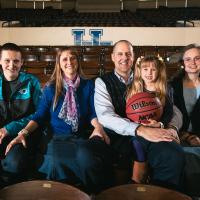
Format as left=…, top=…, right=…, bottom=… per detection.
left=127, top=55, right=167, bottom=106
left=48, top=47, right=84, bottom=110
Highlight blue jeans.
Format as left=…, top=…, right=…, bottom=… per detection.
left=36, top=134, right=113, bottom=193
left=0, top=130, right=41, bottom=185
left=105, top=128, right=185, bottom=191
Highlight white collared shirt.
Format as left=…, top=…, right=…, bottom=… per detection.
left=114, top=70, right=133, bottom=85
left=94, top=70, right=138, bottom=136
left=94, top=70, right=182, bottom=136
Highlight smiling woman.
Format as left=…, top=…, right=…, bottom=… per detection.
left=170, top=44, right=200, bottom=196
left=5, top=46, right=113, bottom=194
left=170, top=44, right=200, bottom=142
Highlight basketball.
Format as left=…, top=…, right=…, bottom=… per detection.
left=126, top=92, right=163, bottom=124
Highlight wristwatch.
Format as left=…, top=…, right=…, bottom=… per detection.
left=18, top=129, right=29, bottom=137
left=159, top=122, right=164, bottom=129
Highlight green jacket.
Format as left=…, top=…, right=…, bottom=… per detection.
left=0, top=72, right=42, bottom=136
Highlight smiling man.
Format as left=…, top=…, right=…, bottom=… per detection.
left=94, top=40, right=185, bottom=191
left=0, top=43, right=41, bottom=186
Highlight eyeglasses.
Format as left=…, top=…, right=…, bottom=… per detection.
left=183, top=56, right=200, bottom=63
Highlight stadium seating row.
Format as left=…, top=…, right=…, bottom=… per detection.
left=19, top=45, right=184, bottom=87
left=1, top=7, right=200, bottom=27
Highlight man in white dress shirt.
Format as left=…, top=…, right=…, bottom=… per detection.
left=94, top=40, right=184, bottom=191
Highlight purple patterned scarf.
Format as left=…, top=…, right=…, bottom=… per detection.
left=58, top=75, right=80, bottom=132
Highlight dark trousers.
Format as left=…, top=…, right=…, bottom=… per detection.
left=143, top=138, right=185, bottom=191
left=0, top=130, right=42, bottom=186
left=105, top=128, right=185, bottom=191
left=183, top=147, right=200, bottom=196
left=36, top=134, right=113, bottom=193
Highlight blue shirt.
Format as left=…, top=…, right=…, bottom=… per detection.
left=32, top=78, right=96, bottom=135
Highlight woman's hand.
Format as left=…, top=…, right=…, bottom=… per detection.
left=180, top=132, right=200, bottom=146
left=90, top=118, right=110, bottom=145
left=186, top=134, right=200, bottom=146
left=188, top=135, right=200, bottom=146
left=90, top=126, right=110, bottom=145
left=5, top=132, right=27, bottom=155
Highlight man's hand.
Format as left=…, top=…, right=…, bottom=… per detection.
left=136, top=125, right=175, bottom=142
left=167, top=128, right=180, bottom=144
left=5, top=133, right=27, bottom=155
left=0, top=128, right=8, bottom=144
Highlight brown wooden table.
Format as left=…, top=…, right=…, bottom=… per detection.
left=0, top=180, right=90, bottom=200
left=95, top=184, right=192, bottom=200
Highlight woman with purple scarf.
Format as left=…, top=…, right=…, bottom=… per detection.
left=5, top=47, right=113, bottom=193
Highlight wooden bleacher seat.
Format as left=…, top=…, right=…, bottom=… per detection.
left=19, top=45, right=185, bottom=84
left=40, top=54, right=56, bottom=62
left=23, top=61, right=47, bottom=74
left=32, top=46, right=49, bottom=53
left=101, top=46, right=113, bottom=55
left=101, top=54, right=115, bottom=73
left=83, top=46, right=103, bottom=55
left=0, top=180, right=90, bottom=200
left=21, top=46, right=33, bottom=52
left=95, top=184, right=192, bottom=200
left=23, top=53, right=39, bottom=62
left=81, top=54, right=102, bottom=78
left=40, top=52, right=56, bottom=69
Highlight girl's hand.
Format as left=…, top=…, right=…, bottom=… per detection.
left=5, top=132, right=27, bottom=155
left=141, top=119, right=161, bottom=128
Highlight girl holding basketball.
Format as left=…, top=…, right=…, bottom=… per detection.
left=126, top=55, right=178, bottom=183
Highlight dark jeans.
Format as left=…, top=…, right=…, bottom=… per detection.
left=183, top=147, right=200, bottom=196
left=0, top=130, right=42, bottom=186
left=36, top=134, right=113, bottom=193
left=105, top=128, right=185, bottom=191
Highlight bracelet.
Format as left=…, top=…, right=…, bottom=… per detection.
left=159, top=122, right=164, bottom=129
left=18, top=129, right=29, bottom=137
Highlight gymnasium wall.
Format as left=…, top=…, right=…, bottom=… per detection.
left=0, top=27, right=199, bottom=46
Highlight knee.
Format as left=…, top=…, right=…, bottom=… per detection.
left=1, top=145, right=28, bottom=173
left=149, top=142, right=185, bottom=167
left=76, top=146, right=96, bottom=170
